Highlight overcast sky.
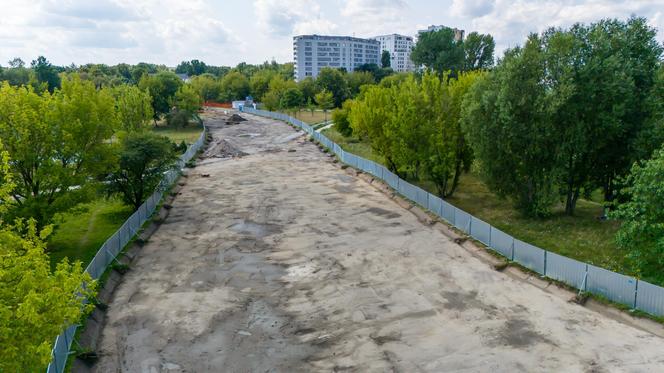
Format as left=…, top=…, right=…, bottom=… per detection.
left=1, top=0, right=663, bottom=67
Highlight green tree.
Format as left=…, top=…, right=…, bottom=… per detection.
left=462, top=35, right=558, bottom=217
left=138, top=71, right=183, bottom=122
left=298, top=77, right=319, bottom=105
left=316, top=67, right=349, bottom=107
left=113, top=84, right=154, bottom=132
left=169, top=84, right=202, bottom=128
left=315, top=89, right=334, bottom=122
left=610, top=146, right=664, bottom=281
left=381, top=50, right=391, bottom=68
left=30, top=56, right=61, bottom=92
left=422, top=71, right=481, bottom=197
left=106, top=132, right=177, bottom=210
left=0, top=141, right=96, bottom=371
left=347, top=71, right=375, bottom=97
left=463, top=32, right=495, bottom=70
left=0, top=76, right=118, bottom=226
left=249, top=69, right=276, bottom=101
left=332, top=100, right=354, bottom=136
left=411, top=28, right=465, bottom=74
left=219, top=71, right=250, bottom=101
left=279, top=87, right=303, bottom=115
left=190, top=74, right=222, bottom=102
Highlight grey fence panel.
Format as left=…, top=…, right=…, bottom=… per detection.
left=383, top=169, right=399, bottom=190
left=412, top=185, right=429, bottom=208
left=368, top=161, right=383, bottom=179
left=489, top=226, right=513, bottom=259
left=470, top=217, right=491, bottom=246
left=635, top=280, right=664, bottom=316
left=334, top=143, right=342, bottom=157
left=513, top=239, right=546, bottom=274
left=586, top=265, right=637, bottom=307
left=441, top=200, right=455, bottom=224
left=545, top=251, right=588, bottom=289
left=453, top=207, right=471, bottom=234
left=398, top=179, right=418, bottom=203
left=427, top=194, right=443, bottom=216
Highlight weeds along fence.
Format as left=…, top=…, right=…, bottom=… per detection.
left=243, top=107, right=664, bottom=319
left=46, top=127, right=207, bottom=373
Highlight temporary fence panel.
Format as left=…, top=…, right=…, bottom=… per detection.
left=635, top=280, right=664, bottom=316
left=513, top=239, right=546, bottom=275
left=412, top=185, right=429, bottom=209
left=398, top=179, right=419, bottom=204
left=453, top=207, right=471, bottom=234
left=488, top=226, right=513, bottom=259
left=469, top=217, right=491, bottom=246
left=383, top=169, right=400, bottom=190
left=440, top=200, right=455, bottom=224
left=545, top=251, right=588, bottom=289
left=427, top=194, right=444, bottom=217
left=586, top=264, right=637, bottom=307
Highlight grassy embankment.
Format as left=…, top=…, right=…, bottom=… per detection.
left=282, top=110, right=330, bottom=125
left=322, top=126, right=628, bottom=277
left=48, top=122, right=204, bottom=267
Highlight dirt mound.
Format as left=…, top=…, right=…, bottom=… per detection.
left=226, top=114, right=247, bottom=125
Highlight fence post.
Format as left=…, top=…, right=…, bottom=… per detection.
left=510, top=238, right=515, bottom=261
left=543, top=251, right=548, bottom=276
left=633, top=279, right=639, bottom=309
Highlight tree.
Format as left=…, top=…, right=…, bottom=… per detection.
left=461, top=35, right=558, bottom=217
left=332, top=100, right=354, bottom=136
left=106, top=132, right=177, bottom=210
left=0, top=76, right=118, bottom=226
left=315, top=89, right=334, bottom=122
left=190, top=74, right=222, bottom=102
left=30, top=56, right=61, bottom=92
left=347, top=71, right=375, bottom=97
left=219, top=71, right=250, bottom=101
left=298, top=77, right=319, bottom=105
left=421, top=71, right=480, bottom=197
left=279, top=87, right=302, bottom=115
left=169, top=84, right=202, bottom=128
left=381, top=50, right=391, bottom=68
left=355, top=63, right=393, bottom=83
left=411, top=28, right=465, bottom=74
left=250, top=69, right=276, bottom=101
left=610, top=146, right=664, bottom=281
left=463, top=32, right=495, bottom=70
left=0, top=141, right=96, bottom=371
left=138, top=71, right=183, bottom=122
left=113, top=84, right=154, bottom=132
left=316, top=67, right=349, bottom=107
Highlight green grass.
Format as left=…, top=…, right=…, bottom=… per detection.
left=152, top=122, right=204, bottom=144
left=323, top=127, right=630, bottom=276
left=48, top=198, right=133, bottom=268
left=285, top=110, right=330, bottom=125
left=322, top=127, right=384, bottom=164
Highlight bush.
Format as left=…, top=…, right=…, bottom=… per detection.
left=332, top=100, right=353, bottom=136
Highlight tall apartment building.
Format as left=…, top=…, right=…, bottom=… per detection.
left=418, top=25, right=465, bottom=41
left=371, top=34, right=415, bottom=72
left=293, top=35, right=380, bottom=81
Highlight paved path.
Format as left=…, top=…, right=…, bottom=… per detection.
left=94, top=109, right=664, bottom=372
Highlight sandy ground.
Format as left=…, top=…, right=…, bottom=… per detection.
left=93, top=109, right=664, bottom=373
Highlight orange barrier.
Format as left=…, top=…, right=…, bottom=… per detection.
left=204, top=101, right=232, bottom=108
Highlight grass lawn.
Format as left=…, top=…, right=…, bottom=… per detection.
left=48, top=198, right=133, bottom=268
left=286, top=110, right=330, bottom=125
left=322, top=127, right=630, bottom=277
left=152, top=122, right=204, bottom=144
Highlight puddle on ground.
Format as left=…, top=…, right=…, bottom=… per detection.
left=228, top=219, right=280, bottom=238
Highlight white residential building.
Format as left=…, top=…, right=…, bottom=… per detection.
left=417, top=25, right=465, bottom=41
left=293, top=35, right=380, bottom=81
left=371, top=34, right=415, bottom=72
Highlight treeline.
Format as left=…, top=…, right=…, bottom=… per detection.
left=336, top=17, right=664, bottom=278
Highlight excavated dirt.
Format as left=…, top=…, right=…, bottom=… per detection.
left=92, top=108, right=664, bottom=372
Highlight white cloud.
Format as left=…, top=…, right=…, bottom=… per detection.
left=451, top=0, right=495, bottom=18
left=254, top=0, right=336, bottom=36
left=342, top=0, right=407, bottom=35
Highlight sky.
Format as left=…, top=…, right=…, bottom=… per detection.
left=1, top=0, right=663, bottom=67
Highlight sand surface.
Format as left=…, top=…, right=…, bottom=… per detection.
left=93, top=109, right=664, bottom=372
